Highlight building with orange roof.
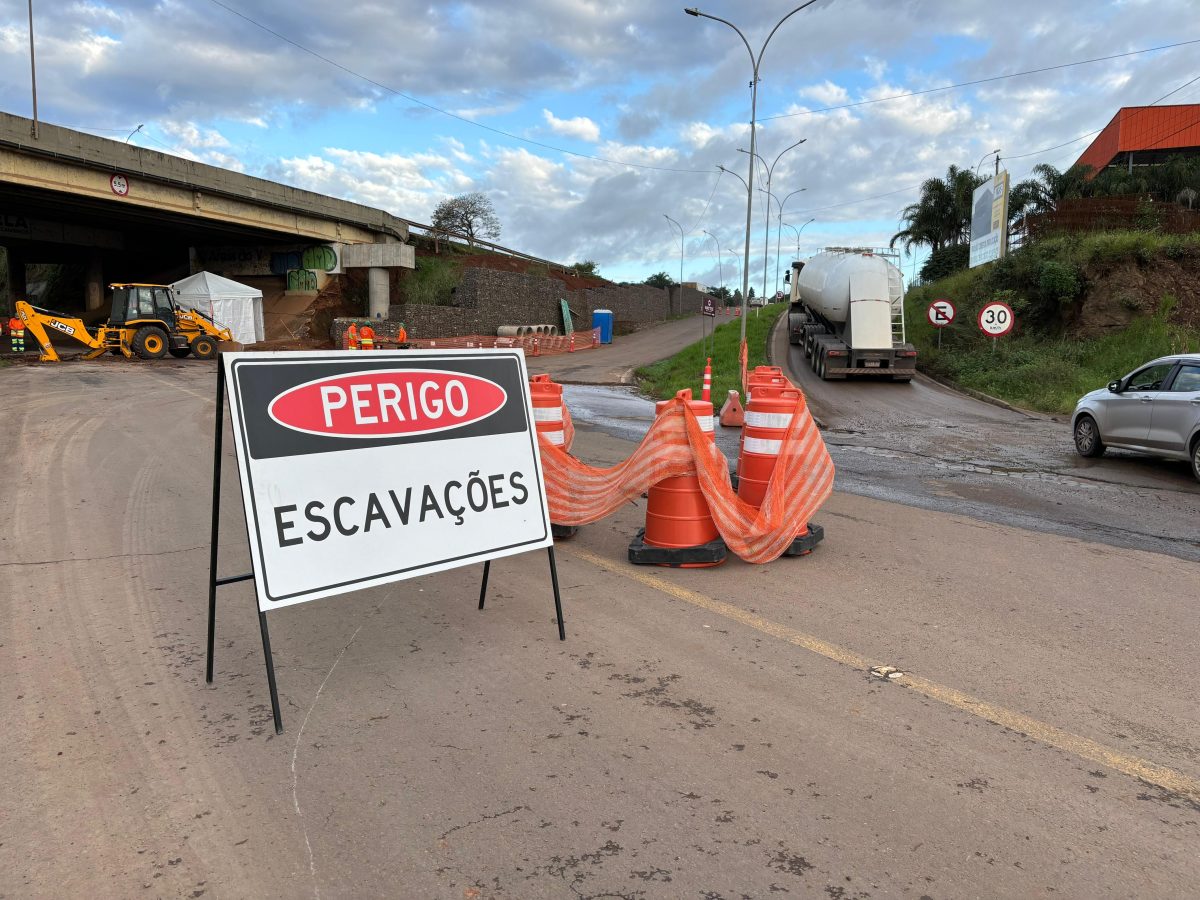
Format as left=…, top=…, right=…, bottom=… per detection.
left=1074, top=104, right=1200, bottom=174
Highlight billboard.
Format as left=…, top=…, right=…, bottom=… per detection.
left=969, top=170, right=1010, bottom=268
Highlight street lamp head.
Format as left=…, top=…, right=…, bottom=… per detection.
left=684, top=7, right=700, bottom=16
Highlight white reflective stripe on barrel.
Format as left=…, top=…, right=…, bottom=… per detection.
left=542, top=430, right=565, bottom=445
left=745, top=411, right=793, bottom=429
left=533, top=406, right=564, bottom=422
left=696, top=415, right=714, bottom=432
left=743, top=436, right=782, bottom=455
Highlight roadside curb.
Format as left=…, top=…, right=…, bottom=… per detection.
left=765, top=309, right=828, bottom=430
left=916, top=370, right=1042, bottom=419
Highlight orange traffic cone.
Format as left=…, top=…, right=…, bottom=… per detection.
left=719, top=390, right=745, bottom=427
left=629, top=389, right=726, bottom=568
left=701, top=357, right=712, bottom=402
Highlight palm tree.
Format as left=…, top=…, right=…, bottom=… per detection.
left=891, top=165, right=987, bottom=253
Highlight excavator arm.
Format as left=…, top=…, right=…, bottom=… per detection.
left=16, top=300, right=116, bottom=362
left=175, top=307, right=233, bottom=342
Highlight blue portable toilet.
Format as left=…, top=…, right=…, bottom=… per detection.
left=592, top=308, right=614, bottom=344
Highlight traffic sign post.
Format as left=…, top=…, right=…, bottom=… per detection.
left=701, top=295, right=717, bottom=358
left=927, top=299, right=956, bottom=350
left=205, top=349, right=561, bottom=733
left=978, top=300, right=1015, bottom=353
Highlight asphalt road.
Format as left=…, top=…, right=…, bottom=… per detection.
left=3, top=356, right=1199, bottom=899
left=773, top=319, right=1200, bottom=562
left=528, top=314, right=710, bottom=385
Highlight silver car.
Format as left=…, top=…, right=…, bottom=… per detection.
left=1072, top=353, right=1200, bottom=482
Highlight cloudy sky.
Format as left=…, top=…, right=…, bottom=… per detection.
left=1, top=0, right=1198, bottom=289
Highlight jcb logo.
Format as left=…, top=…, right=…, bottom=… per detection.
left=49, top=319, right=76, bottom=336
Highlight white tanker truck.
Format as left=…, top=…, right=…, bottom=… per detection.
left=786, top=248, right=917, bottom=382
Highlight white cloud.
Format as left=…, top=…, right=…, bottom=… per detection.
left=542, top=109, right=601, bottom=142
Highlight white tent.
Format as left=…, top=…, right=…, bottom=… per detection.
left=169, top=271, right=264, bottom=344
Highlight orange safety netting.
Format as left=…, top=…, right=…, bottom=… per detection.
left=370, top=328, right=603, bottom=357
left=540, top=389, right=834, bottom=564
left=739, top=338, right=749, bottom=393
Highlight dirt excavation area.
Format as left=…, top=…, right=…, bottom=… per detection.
left=3, top=360, right=1200, bottom=898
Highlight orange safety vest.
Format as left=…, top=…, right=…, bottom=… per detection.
left=346, top=323, right=360, bottom=350
left=359, top=326, right=376, bottom=350
left=396, top=324, right=407, bottom=344
left=8, top=317, right=21, bottom=333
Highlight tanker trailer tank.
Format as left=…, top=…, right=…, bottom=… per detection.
left=785, top=248, right=917, bottom=382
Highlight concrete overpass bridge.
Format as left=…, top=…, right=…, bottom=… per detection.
left=0, top=112, right=413, bottom=321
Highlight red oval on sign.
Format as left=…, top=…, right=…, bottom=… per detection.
left=268, top=369, right=508, bottom=439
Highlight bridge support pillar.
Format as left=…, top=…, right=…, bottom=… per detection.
left=367, top=267, right=389, bottom=320
left=85, top=249, right=104, bottom=311
left=3, top=246, right=27, bottom=311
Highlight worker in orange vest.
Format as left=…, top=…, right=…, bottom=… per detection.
left=8, top=313, right=24, bottom=353
left=396, top=322, right=407, bottom=345
left=359, top=325, right=376, bottom=351
left=346, top=322, right=360, bottom=350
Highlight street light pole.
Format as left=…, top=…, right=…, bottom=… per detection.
left=664, top=214, right=695, bottom=342
left=686, top=1, right=822, bottom=348
left=976, top=148, right=1001, bottom=176
left=760, top=186, right=806, bottom=297
left=739, top=139, right=804, bottom=305
left=27, top=0, right=38, bottom=139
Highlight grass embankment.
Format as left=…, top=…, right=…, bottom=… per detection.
left=906, top=232, right=1200, bottom=414
left=636, top=303, right=785, bottom=402
left=399, top=254, right=462, bottom=306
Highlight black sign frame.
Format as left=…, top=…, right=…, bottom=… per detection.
left=204, top=358, right=566, bottom=734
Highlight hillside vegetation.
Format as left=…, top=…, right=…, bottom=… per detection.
left=905, top=231, right=1200, bottom=413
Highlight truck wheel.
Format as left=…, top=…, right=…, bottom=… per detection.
left=190, top=336, right=217, bottom=360
left=816, top=355, right=827, bottom=380
left=169, top=348, right=191, bottom=359
left=132, top=326, right=169, bottom=360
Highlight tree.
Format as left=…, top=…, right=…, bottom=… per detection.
left=644, top=271, right=674, bottom=289
left=431, top=192, right=501, bottom=247
left=710, top=285, right=732, bottom=301
left=891, top=165, right=987, bottom=254
left=570, top=260, right=600, bottom=277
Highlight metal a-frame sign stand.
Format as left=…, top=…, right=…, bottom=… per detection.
left=204, top=360, right=566, bottom=735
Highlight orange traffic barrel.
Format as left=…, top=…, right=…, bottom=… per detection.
left=738, top=366, right=790, bottom=475
left=641, top=390, right=723, bottom=567
left=529, top=374, right=580, bottom=540
left=529, top=373, right=565, bottom=448
left=736, top=384, right=801, bottom=508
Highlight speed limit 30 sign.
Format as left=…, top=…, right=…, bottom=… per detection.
left=978, top=301, right=1015, bottom=337
left=927, top=299, right=956, bottom=328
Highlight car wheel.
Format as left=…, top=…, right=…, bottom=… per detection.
left=1191, top=436, right=1200, bottom=483
left=1073, top=414, right=1105, bottom=458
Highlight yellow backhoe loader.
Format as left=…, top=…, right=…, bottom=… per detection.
left=17, top=283, right=232, bottom=362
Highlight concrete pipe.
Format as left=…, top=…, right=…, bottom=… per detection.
left=497, top=326, right=525, bottom=337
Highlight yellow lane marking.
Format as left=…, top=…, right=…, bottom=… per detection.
left=567, top=546, right=1200, bottom=800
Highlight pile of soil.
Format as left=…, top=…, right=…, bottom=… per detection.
left=1073, top=257, right=1200, bottom=336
